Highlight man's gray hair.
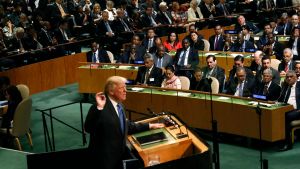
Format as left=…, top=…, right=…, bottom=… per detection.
left=263, top=69, right=273, bottom=77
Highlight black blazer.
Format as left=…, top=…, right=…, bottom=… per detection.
left=112, top=18, right=132, bottom=33
left=215, top=3, right=232, bottom=16
left=253, top=81, right=281, bottom=101
left=278, top=81, right=300, bottom=109
left=173, top=47, right=199, bottom=69
left=234, top=21, right=260, bottom=34
left=226, top=77, right=255, bottom=97
left=278, top=60, right=296, bottom=72
left=228, top=67, right=254, bottom=84
left=190, top=77, right=212, bottom=92
left=135, top=66, right=163, bottom=87
left=199, top=3, right=216, bottom=19
left=249, top=60, right=262, bottom=72
left=119, top=45, right=146, bottom=64
left=230, top=41, right=255, bottom=52
left=86, top=49, right=111, bottom=63
left=85, top=99, right=149, bottom=169
left=97, top=20, right=115, bottom=36
left=156, top=10, right=173, bottom=24
left=209, top=35, right=225, bottom=51
left=202, top=66, right=225, bottom=92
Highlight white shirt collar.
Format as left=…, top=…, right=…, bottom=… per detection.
left=108, top=96, right=120, bottom=117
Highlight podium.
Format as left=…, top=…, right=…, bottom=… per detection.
left=127, top=115, right=212, bottom=169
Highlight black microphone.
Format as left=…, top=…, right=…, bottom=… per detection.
left=146, top=108, right=159, bottom=117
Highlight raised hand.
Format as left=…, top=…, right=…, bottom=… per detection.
left=95, top=92, right=106, bottom=110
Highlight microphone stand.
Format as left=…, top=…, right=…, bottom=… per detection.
left=209, top=79, right=220, bottom=169
left=255, top=101, right=268, bottom=169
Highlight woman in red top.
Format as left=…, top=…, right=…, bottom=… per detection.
left=163, top=32, right=182, bottom=52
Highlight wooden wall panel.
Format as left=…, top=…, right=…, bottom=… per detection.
left=40, top=57, right=66, bottom=91
left=13, top=63, right=42, bottom=94
left=65, top=52, right=87, bottom=84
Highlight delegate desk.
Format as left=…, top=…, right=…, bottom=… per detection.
left=77, top=64, right=139, bottom=93
left=124, top=87, right=293, bottom=142
left=77, top=52, right=253, bottom=93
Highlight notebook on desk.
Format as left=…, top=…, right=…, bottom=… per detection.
left=133, top=132, right=168, bottom=146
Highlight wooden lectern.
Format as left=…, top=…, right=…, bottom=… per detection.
left=127, top=115, right=212, bottom=169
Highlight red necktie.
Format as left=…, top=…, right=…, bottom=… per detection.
left=284, top=63, right=288, bottom=72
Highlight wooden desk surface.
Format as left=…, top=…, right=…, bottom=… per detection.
left=124, top=87, right=294, bottom=142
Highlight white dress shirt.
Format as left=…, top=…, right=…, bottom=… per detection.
left=288, top=84, right=297, bottom=109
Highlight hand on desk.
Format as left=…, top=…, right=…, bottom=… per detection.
left=149, top=123, right=165, bottom=129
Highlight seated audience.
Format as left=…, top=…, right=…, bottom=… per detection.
left=278, top=71, right=300, bottom=151
left=0, top=85, right=22, bottom=128
left=278, top=48, right=296, bottom=76
left=163, top=32, right=182, bottom=52
left=173, top=38, right=199, bottom=78
left=86, top=42, right=111, bottom=63
left=231, top=33, right=255, bottom=52
left=202, top=55, right=225, bottom=92
left=262, top=33, right=283, bottom=60
left=250, top=50, right=263, bottom=72
left=209, top=24, right=224, bottom=51
left=190, top=32, right=204, bottom=51
left=190, top=68, right=211, bottom=92
left=228, top=55, right=254, bottom=84
left=135, top=53, right=163, bottom=87
left=161, top=65, right=181, bottom=89
left=255, top=56, right=281, bottom=85
left=288, top=27, right=300, bottom=60
left=153, top=45, right=172, bottom=71
left=253, top=69, right=281, bottom=101
left=226, top=67, right=255, bottom=97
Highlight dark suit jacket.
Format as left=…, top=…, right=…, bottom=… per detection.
left=153, top=53, right=173, bottom=68
left=273, top=25, right=284, bottom=35
left=234, top=21, right=260, bottom=34
left=256, top=35, right=268, bottom=50
left=249, top=60, right=262, bottom=72
left=209, top=35, right=225, bottom=51
left=226, top=77, right=255, bottom=97
left=278, top=81, right=300, bottom=109
left=97, top=20, right=115, bottom=36
left=38, top=28, right=53, bottom=47
left=190, top=38, right=205, bottom=51
left=264, top=41, right=284, bottom=60
left=215, top=3, right=232, bottom=16
left=202, top=66, right=225, bottom=92
left=119, top=46, right=146, bottom=64
left=190, top=77, right=212, bottom=92
left=254, top=81, right=281, bottom=101
left=86, top=49, right=111, bottom=63
left=228, top=67, right=254, bottom=83
left=140, top=14, right=157, bottom=28
left=279, top=22, right=293, bottom=35
left=255, top=67, right=281, bottom=85
left=85, top=99, right=149, bottom=169
left=49, top=3, right=68, bottom=26
left=156, top=10, right=173, bottom=24
left=135, top=66, right=163, bottom=87
left=53, top=28, right=71, bottom=44
left=230, top=41, right=255, bottom=52
left=278, top=60, right=296, bottom=72
left=173, top=47, right=199, bottom=69
left=200, top=3, right=216, bottom=19
left=112, top=18, right=132, bottom=33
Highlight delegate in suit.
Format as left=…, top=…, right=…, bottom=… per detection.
left=84, top=76, right=164, bottom=169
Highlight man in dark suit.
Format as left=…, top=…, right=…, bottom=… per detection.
left=86, top=42, right=111, bottom=63
left=202, top=55, right=225, bottom=92
left=255, top=56, right=281, bottom=85
left=228, top=55, right=254, bottom=84
left=288, top=27, right=300, bottom=60
left=277, top=71, right=300, bottom=151
left=140, top=6, right=159, bottom=28
left=215, top=0, right=232, bottom=26
left=173, top=38, right=199, bottom=79
left=234, top=15, right=259, bottom=34
left=270, top=18, right=284, bottom=35
left=256, top=24, right=274, bottom=50
left=209, top=24, right=224, bottom=51
left=49, top=0, right=71, bottom=27
left=278, top=48, right=296, bottom=74
left=262, top=33, right=284, bottom=60
left=135, top=53, right=163, bottom=87
left=230, top=33, right=255, bottom=52
left=253, top=69, right=281, bottom=101
left=141, top=29, right=157, bottom=52
left=226, top=67, right=255, bottom=97
left=190, top=68, right=211, bottom=92
left=119, top=44, right=145, bottom=64
left=112, top=8, right=133, bottom=42
left=250, top=50, right=263, bottom=72
left=156, top=2, right=173, bottom=25
left=200, top=0, right=217, bottom=28
left=153, top=45, right=172, bottom=70
left=85, top=76, right=164, bottom=169
left=279, top=13, right=293, bottom=35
